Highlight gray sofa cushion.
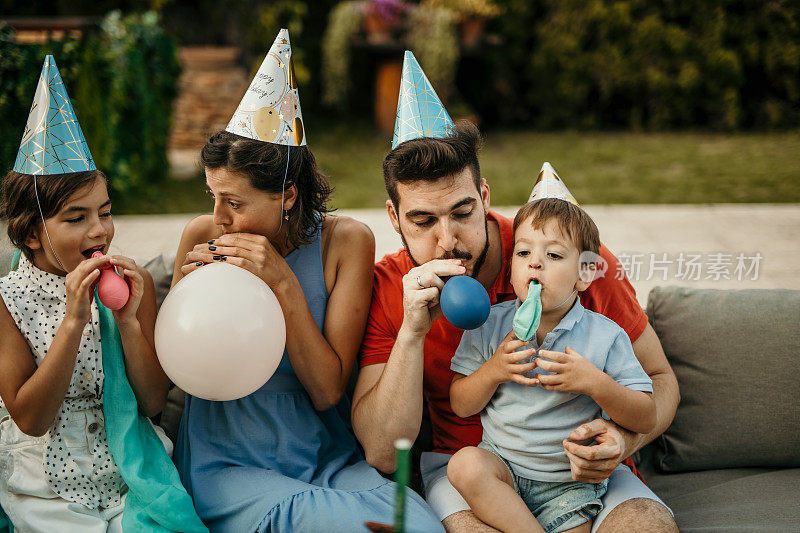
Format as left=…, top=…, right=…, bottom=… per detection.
left=636, top=445, right=800, bottom=533
left=141, top=251, right=177, bottom=311
left=0, top=248, right=14, bottom=274
left=646, top=286, right=800, bottom=472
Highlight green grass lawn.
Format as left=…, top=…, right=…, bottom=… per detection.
left=127, top=124, right=800, bottom=214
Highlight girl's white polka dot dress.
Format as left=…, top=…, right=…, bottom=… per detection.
left=0, top=253, right=125, bottom=509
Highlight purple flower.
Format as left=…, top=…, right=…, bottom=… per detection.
left=365, top=0, right=410, bottom=25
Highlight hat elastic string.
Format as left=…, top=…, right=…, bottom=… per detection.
left=33, top=175, right=67, bottom=272
left=279, top=143, right=290, bottom=231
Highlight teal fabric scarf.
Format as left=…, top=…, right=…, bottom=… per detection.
left=1, top=249, right=206, bottom=532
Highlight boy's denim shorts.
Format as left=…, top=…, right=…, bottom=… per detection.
left=479, top=442, right=608, bottom=533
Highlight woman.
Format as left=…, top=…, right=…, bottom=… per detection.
left=170, top=125, right=441, bottom=532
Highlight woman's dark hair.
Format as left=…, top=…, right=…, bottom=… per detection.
left=2, top=169, right=106, bottom=261
left=201, top=130, right=332, bottom=248
left=382, top=120, right=482, bottom=209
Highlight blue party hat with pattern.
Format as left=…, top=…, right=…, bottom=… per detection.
left=227, top=29, right=306, bottom=146
left=392, top=51, right=454, bottom=149
left=14, top=55, right=95, bottom=175
left=528, top=162, right=579, bottom=206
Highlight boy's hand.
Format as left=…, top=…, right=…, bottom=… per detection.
left=485, top=330, right=539, bottom=386
left=535, top=346, right=604, bottom=395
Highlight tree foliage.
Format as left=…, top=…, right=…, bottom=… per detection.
left=479, top=0, right=799, bottom=130
left=0, top=12, right=180, bottom=205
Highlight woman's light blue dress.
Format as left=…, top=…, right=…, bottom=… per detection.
left=174, top=225, right=442, bottom=532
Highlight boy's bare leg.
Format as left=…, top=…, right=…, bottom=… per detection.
left=447, top=447, right=544, bottom=533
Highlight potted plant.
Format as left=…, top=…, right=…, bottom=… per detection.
left=363, top=0, right=409, bottom=44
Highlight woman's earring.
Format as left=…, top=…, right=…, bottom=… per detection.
left=284, top=210, right=289, bottom=221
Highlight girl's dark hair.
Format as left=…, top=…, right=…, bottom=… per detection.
left=201, top=130, right=332, bottom=248
left=382, top=120, right=482, bottom=209
left=2, top=169, right=106, bottom=261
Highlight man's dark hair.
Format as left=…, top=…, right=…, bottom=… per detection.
left=201, top=130, right=333, bottom=248
left=2, top=169, right=105, bottom=261
left=382, top=120, right=482, bottom=208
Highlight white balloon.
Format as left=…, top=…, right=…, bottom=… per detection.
left=155, top=262, right=286, bottom=401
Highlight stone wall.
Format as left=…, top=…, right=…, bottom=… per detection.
left=168, top=47, right=249, bottom=177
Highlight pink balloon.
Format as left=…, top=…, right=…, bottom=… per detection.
left=92, top=251, right=129, bottom=310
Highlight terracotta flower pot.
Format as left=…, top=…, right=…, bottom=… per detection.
left=460, top=16, right=485, bottom=48
left=364, top=11, right=394, bottom=44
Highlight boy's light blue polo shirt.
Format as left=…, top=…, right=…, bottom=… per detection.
left=451, top=298, right=653, bottom=483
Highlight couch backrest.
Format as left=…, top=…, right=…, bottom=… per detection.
left=644, top=286, right=800, bottom=472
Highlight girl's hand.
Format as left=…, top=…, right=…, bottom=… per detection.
left=202, top=233, right=293, bottom=290
left=64, top=255, right=109, bottom=327
left=485, top=330, right=539, bottom=386
left=535, top=346, right=603, bottom=395
left=108, top=255, right=143, bottom=326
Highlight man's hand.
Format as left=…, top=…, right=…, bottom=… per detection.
left=562, top=418, right=634, bottom=483
left=535, top=346, right=604, bottom=395
left=401, top=259, right=465, bottom=337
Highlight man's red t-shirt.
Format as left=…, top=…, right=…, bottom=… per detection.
left=359, top=211, right=648, bottom=456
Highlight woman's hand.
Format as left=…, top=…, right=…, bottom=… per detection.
left=179, top=240, right=218, bottom=277
left=200, top=233, right=294, bottom=290
left=64, top=254, right=109, bottom=327
left=108, top=255, right=143, bottom=327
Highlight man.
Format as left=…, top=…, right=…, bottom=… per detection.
left=352, top=52, right=679, bottom=532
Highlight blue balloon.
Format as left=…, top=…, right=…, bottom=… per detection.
left=440, top=275, right=490, bottom=330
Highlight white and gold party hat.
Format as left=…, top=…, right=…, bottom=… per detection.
left=528, top=162, right=578, bottom=206
left=226, top=29, right=306, bottom=146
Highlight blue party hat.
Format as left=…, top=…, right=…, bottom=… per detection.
left=14, top=55, right=95, bottom=175
left=528, top=162, right=579, bottom=206
left=227, top=29, right=306, bottom=146
left=392, top=51, right=454, bottom=149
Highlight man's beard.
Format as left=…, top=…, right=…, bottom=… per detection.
left=399, top=216, right=490, bottom=280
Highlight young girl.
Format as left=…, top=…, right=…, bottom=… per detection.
left=0, top=56, right=203, bottom=533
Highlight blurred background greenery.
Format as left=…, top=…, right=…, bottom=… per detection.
left=1, top=0, right=798, bottom=212
left=145, top=123, right=800, bottom=213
